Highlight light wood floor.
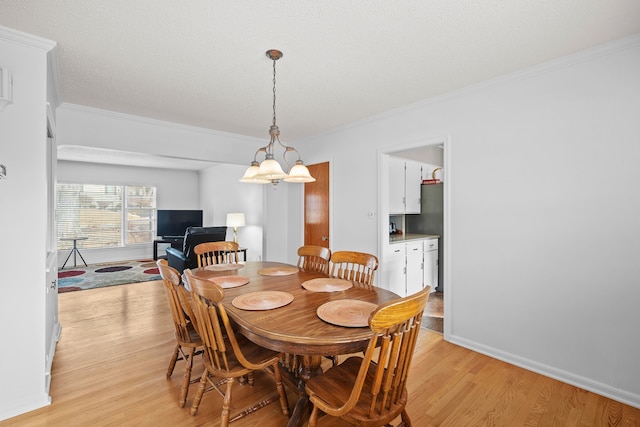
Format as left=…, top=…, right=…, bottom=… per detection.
left=423, top=291, right=443, bottom=333
left=2, top=281, right=637, bottom=426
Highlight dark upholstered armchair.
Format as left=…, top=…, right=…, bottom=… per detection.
left=166, top=226, right=227, bottom=272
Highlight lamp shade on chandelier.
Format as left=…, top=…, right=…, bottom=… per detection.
left=240, top=50, right=315, bottom=185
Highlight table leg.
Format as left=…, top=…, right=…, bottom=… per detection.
left=287, top=355, right=323, bottom=427
left=61, top=248, right=74, bottom=269
left=76, top=246, right=88, bottom=267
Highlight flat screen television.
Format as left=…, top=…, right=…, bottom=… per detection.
left=157, top=209, right=203, bottom=238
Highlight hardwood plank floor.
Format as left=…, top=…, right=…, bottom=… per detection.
left=423, top=290, right=443, bottom=333
left=1, top=281, right=637, bottom=426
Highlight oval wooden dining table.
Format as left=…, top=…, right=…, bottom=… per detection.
left=190, top=261, right=400, bottom=427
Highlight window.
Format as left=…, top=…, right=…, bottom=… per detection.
left=126, top=185, right=156, bottom=244
left=57, top=183, right=156, bottom=250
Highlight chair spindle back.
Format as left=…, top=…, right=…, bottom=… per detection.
left=297, top=245, right=331, bottom=273
left=194, top=241, right=239, bottom=268
left=330, top=250, right=379, bottom=287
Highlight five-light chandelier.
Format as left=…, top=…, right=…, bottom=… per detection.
left=239, top=50, right=315, bottom=185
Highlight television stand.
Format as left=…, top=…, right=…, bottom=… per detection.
left=153, top=237, right=183, bottom=260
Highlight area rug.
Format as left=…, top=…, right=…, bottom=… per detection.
left=58, top=259, right=161, bottom=293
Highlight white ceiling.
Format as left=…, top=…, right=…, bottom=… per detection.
left=2, top=1, right=640, bottom=168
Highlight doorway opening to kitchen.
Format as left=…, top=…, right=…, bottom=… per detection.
left=379, top=137, right=449, bottom=334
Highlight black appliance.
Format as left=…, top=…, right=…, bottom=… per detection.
left=406, top=183, right=444, bottom=291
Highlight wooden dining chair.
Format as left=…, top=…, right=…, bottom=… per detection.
left=156, top=259, right=203, bottom=408
left=297, top=245, right=331, bottom=274
left=305, top=286, right=431, bottom=427
left=194, top=241, right=239, bottom=267
left=330, top=250, right=379, bottom=287
left=183, top=269, right=290, bottom=426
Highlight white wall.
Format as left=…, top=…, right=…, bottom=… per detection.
left=0, top=27, right=55, bottom=420
left=288, top=35, right=640, bottom=407
left=56, top=160, right=200, bottom=264
left=198, top=163, right=265, bottom=262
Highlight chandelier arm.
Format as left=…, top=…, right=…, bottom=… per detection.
left=253, top=146, right=268, bottom=161
left=282, top=145, right=302, bottom=172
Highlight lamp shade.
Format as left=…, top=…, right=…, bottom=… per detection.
left=239, top=162, right=271, bottom=183
left=226, top=213, right=246, bottom=228
left=254, top=158, right=287, bottom=180
left=283, top=162, right=316, bottom=183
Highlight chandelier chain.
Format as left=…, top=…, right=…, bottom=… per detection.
left=272, top=58, right=277, bottom=127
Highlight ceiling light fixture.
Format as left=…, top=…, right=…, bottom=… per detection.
left=240, top=50, right=315, bottom=186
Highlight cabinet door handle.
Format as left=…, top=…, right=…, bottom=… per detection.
left=321, top=236, right=329, bottom=241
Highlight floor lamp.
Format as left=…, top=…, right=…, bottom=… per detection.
left=226, top=213, right=245, bottom=244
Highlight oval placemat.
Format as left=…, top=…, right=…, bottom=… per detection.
left=210, top=275, right=249, bottom=289
left=317, top=299, right=378, bottom=327
left=232, top=291, right=294, bottom=311
left=204, top=263, right=244, bottom=272
left=302, top=278, right=353, bottom=292
left=257, top=266, right=299, bottom=276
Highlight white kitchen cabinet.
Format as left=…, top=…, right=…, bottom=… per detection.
left=381, top=243, right=406, bottom=295
left=388, top=156, right=406, bottom=214
left=423, top=239, right=439, bottom=291
left=405, top=240, right=424, bottom=295
left=388, top=156, right=423, bottom=214
left=404, top=160, right=423, bottom=214
left=383, top=239, right=428, bottom=297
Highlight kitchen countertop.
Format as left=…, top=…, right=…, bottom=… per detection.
left=389, top=233, right=440, bottom=243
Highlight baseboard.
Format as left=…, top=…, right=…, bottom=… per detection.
left=0, top=394, right=51, bottom=422
left=448, top=334, right=640, bottom=409
left=45, top=321, right=62, bottom=394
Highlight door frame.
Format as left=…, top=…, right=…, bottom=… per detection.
left=377, top=135, right=451, bottom=339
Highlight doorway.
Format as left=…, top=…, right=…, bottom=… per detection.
left=381, top=139, right=448, bottom=335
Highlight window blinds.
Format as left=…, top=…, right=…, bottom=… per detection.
left=57, top=183, right=156, bottom=250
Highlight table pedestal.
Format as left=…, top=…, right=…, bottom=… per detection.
left=286, top=355, right=323, bottom=427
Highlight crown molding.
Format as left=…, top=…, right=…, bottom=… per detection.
left=58, top=102, right=264, bottom=143
left=0, top=24, right=56, bottom=51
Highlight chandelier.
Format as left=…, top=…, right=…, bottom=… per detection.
left=240, top=50, right=315, bottom=185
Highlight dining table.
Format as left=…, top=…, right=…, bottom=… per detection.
left=190, top=260, right=401, bottom=427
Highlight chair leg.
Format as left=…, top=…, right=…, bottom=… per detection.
left=308, top=406, right=320, bottom=427
left=190, top=369, right=209, bottom=415
left=221, top=377, right=234, bottom=427
left=273, top=363, right=290, bottom=416
left=167, top=344, right=180, bottom=378
left=400, top=409, right=412, bottom=427
left=179, top=347, right=195, bottom=408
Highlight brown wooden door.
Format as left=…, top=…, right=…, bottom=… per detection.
left=304, top=162, right=329, bottom=248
